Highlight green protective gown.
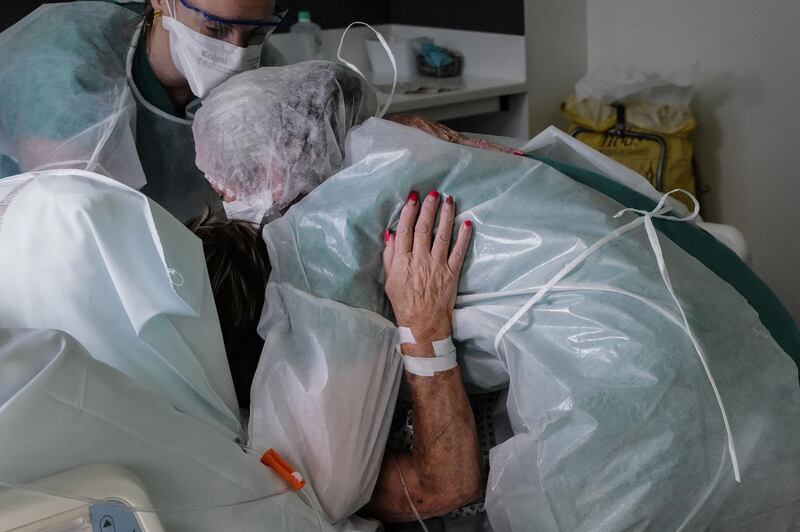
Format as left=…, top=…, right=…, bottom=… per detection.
left=0, top=1, right=285, bottom=221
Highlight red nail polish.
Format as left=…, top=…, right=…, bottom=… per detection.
left=446, top=195, right=454, bottom=205
left=428, top=190, right=439, bottom=200
left=465, top=220, right=473, bottom=228
left=408, top=191, right=418, bottom=203
left=513, top=149, right=525, bottom=156
left=384, top=229, right=391, bottom=242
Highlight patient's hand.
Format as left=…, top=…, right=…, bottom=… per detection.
left=388, top=114, right=516, bottom=154
left=383, top=190, right=471, bottom=354
left=365, top=191, right=483, bottom=523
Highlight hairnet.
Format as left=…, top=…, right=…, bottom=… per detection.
left=192, top=61, right=377, bottom=215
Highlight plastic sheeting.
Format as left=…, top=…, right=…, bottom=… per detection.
left=257, top=118, right=800, bottom=530
left=0, top=328, right=378, bottom=532
left=249, top=283, right=401, bottom=523
left=0, top=170, right=241, bottom=437
left=575, top=64, right=698, bottom=106
left=193, top=61, right=377, bottom=220
left=522, top=126, right=688, bottom=216
left=522, top=128, right=756, bottom=262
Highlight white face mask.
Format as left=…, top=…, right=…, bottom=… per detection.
left=162, top=2, right=263, bottom=99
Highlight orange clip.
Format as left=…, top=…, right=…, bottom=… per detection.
left=260, top=448, right=306, bottom=491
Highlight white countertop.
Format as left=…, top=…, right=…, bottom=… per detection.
left=376, top=75, right=527, bottom=114
left=271, top=24, right=529, bottom=133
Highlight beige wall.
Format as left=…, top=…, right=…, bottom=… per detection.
left=524, top=0, right=587, bottom=133
left=524, top=0, right=799, bottom=320
left=586, top=0, right=800, bottom=320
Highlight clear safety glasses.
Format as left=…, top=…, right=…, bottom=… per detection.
left=174, top=0, right=288, bottom=47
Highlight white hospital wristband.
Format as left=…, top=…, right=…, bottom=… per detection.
left=397, top=327, right=459, bottom=377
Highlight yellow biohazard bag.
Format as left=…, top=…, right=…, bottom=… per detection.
left=563, top=95, right=697, bottom=209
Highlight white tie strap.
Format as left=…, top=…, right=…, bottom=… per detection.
left=494, top=189, right=741, bottom=483
left=337, top=21, right=397, bottom=119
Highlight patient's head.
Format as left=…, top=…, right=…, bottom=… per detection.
left=188, top=209, right=270, bottom=409
left=193, top=61, right=377, bottom=223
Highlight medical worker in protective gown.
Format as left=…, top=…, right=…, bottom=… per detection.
left=0, top=0, right=286, bottom=220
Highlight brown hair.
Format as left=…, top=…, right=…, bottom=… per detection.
left=187, top=208, right=271, bottom=410
left=130, top=3, right=156, bottom=52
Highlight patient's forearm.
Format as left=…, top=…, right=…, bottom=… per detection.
left=366, top=364, right=483, bottom=522
left=407, top=366, right=482, bottom=496
left=371, top=187, right=482, bottom=521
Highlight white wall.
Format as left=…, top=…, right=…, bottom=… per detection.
left=524, top=0, right=587, bottom=133
left=581, top=0, right=800, bottom=320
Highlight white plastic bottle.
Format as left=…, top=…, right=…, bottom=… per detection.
left=289, top=11, right=323, bottom=62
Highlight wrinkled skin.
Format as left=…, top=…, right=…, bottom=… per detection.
left=365, top=190, right=483, bottom=523
left=383, top=191, right=471, bottom=347
left=388, top=114, right=516, bottom=154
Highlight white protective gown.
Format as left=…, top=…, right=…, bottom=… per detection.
left=0, top=169, right=241, bottom=437
left=251, top=118, right=800, bottom=531
left=0, top=328, right=379, bottom=531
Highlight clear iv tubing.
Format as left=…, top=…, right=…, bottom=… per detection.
left=0, top=447, right=293, bottom=514
left=392, top=454, right=430, bottom=532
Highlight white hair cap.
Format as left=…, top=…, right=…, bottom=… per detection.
left=193, top=61, right=377, bottom=220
